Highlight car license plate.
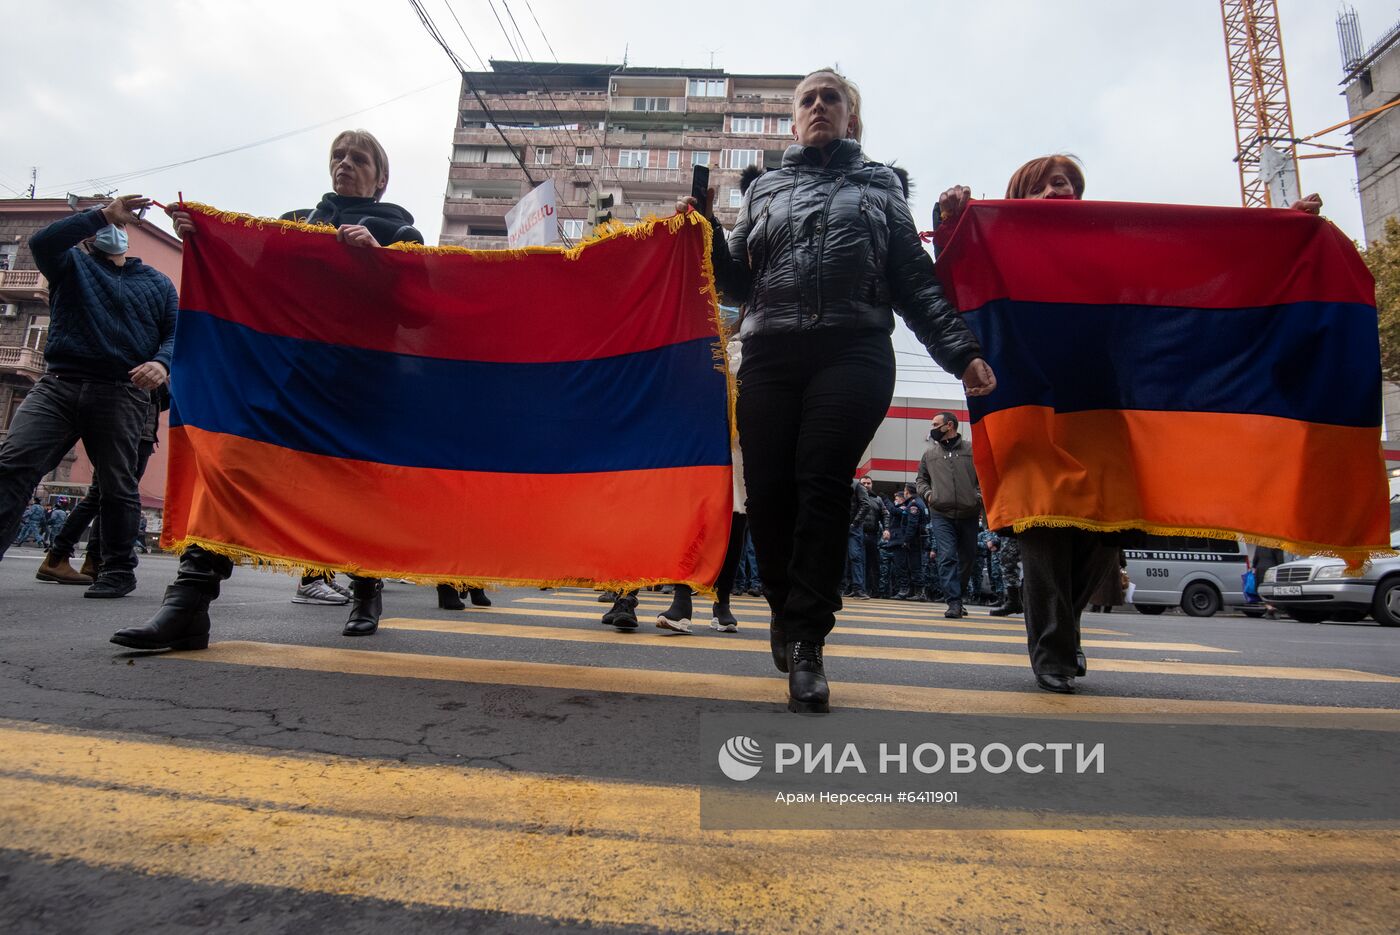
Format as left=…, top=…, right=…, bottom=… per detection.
left=1274, top=586, right=1303, bottom=597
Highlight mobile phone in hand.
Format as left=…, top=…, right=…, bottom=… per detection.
left=690, top=164, right=711, bottom=213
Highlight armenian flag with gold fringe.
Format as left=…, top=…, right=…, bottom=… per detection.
left=160, top=204, right=734, bottom=592
left=935, top=199, right=1390, bottom=570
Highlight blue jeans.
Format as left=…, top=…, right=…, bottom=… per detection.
left=0, top=375, right=149, bottom=578
left=735, top=530, right=762, bottom=592
left=845, top=528, right=866, bottom=593
left=929, top=514, right=979, bottom=604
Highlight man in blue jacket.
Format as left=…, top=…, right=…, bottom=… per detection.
left=0, top=195, right=175, bottom=598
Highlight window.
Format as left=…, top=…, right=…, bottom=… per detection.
left=561, top=219, right=587, bottom=239
left=485, top=146, right=522, bottom=165
left=0, top=245, right=16, bottom=271
left=728, top=188, right=743, bottom=208
left=617, top=149, right=649, bottom=169
left=25, top=314, right=48, bottom=351
left=453, top=145, right=486, bottom=163
left=723, top=149, right=761, bottom=170
left=667, top=151, right=680, bottom=170
left=575, top=147, right=594, bottom=166
left=534, top=147, right=553, bottom=166
left=632, top=96, right=671, bottom=112
left=731, top=115, right=764, bottom=134
left=777, top=116, right=792, bottom=135
left=691, top=150, right=711, bottom=167
left=688, top=78, right=726, bottom=97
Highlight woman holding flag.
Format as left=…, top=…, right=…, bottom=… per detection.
left=680, top=68, right=995, bottom=713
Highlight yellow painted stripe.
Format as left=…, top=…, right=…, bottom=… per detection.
left=396, top=609, right=1225, bottom=653
left=3, top=719, right=1395, bottom=932
left=167, top=642, right=1400, bottom=717
left=383, top=616, right=1378, bottom=682
left=508, top=599, right=1128, bottom=636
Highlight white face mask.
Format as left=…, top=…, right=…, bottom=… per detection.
left=93, top=224, right=128, bottom=255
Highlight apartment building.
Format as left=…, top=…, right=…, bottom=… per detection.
left=441, top=61, right=803, bottom=248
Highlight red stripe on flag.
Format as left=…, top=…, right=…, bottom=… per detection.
left=178, top=210, right=719, bottom=364
left=935, top=201, right=1375, bottom=312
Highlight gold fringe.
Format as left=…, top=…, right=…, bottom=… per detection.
left=1009, top=516, right=1394, bottom=574
left=166, top=536, right=719, bottom=599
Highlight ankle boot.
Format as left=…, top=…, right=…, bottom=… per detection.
left=78, top=551, right=100, bottom=579
left=437, top=583, right=465, bottom=610
left=710, top=600, right=738, bottom=632
left=989, top=585, right=1022, bottom=617
left=466, top=587, right=491, bottom=607
left=110, top=585, right=211, bottom=651
left=343, top=578, right=383, bottom=636
left=36, top=550, right=93, bottom=585
left=786, top=641, right=830, bottom=713
left=770, top=614, right=788, bottom=673
left=602, top=591, right=639, bottom=629
left=656, top=584, right=694, bottom=633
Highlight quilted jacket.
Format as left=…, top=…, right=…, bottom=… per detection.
left=28, top=208, right=177, bottom=381
left=710, top=139, right=982, bottom=380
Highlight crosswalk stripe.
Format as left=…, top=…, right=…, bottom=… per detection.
left=163, top=642, right=1400, bottom=718
left=415, top=607, right=1225, bottom=652
left=5, top=718, right=1395, bottom=933
left=378, top=618, right=1390, bottom=682
left=516, top=598, right=1128, bottom=636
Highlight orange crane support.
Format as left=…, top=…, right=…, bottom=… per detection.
left=1220, top=0, right=1301, bottom=206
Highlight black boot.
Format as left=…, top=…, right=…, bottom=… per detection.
left=437, top=583, right=465, bottom=610
left=786, top=641, right=829, bottom=713
left=466, top=587, right=491, bottom=607
left=710, top=601, right=738, bottom=632
left=343, top=577, right=383, bottom=636
left=989, top=585, right=1023, bottom=617
left=944, top=600, right=965, bottom=618
left=110, top=585, right=211, bottom=651
left=770, top=614, right=788, bottom=673
left=602, top=591, right=639, bottom=629
left=656, top=584, right=693, bottom=633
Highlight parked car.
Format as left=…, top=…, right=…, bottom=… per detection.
left=1126, top=534, right=1251, bottom=617
left=1256, top=555, right=1400, bottom=626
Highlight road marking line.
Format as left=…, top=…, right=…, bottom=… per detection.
left=164, top=642, right=1400, bottom=711
left=511, top=599, right=1128, bottom=636
left=3, top=719, right=1395, bottom=933
left=379, top=618, right=1385, bottom=681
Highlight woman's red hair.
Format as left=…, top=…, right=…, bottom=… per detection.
left=1005, top=154, right=1085, bottom=199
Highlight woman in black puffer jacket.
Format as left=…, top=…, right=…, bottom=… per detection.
left=681, top=68, right=996, bottom=713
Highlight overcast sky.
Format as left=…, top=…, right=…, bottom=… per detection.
left=4, top=0, right=1393, bottom=397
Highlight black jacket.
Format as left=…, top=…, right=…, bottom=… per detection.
left=710, top=139, right=981, bottom=379
left=281, top=194, right=423, bottom=246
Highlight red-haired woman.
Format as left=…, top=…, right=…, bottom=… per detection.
left=679, top=68, right=995, bottom=712
left=936, top=155, right=1322, bottom=693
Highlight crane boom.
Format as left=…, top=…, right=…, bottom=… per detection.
left=1220, top=0, right=1300, bottom=206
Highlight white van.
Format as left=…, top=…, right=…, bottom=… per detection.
left=1125, top=534, right=1251, bottom=617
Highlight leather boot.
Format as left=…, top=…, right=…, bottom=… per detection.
left=989, top=585, right=1023, bottom=617
left=466, top=587, right=491, bottom=607
left=110, top=585, right=211, bottom=651
left=343, top=577, right=383, bottom=636
left=786, top=641, right=830, bottom=713
left=770, top=614, right=788, bottom=673
left=436, top=583, right=465, bottom=610
left=601, top=591, right=639, bottom=629
left=78, top=552, right=100, bottom=579
left=36, top=550, right=92, bottom=585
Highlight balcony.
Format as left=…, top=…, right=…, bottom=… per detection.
left=442, top=198, right=512, bottom=220
left=610, top=96, right=688, bottom=116
left=0, top=269, right=48, bottom=302
left=606, top=167, right=688, bottom=185
left=441, top=235, right=511, bottom=250
left=0, top=346, right=44, bottom=381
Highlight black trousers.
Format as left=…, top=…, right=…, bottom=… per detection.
left=737, top=329, right=895, bottom=644
left=1019, top=527, right=1118, bottom=676
left=52, top=437, right=156, bottom=561
left=0, top=375, right=148, bottom=578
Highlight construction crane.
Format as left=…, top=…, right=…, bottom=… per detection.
left=1220, top=0, right=1300, bottom=207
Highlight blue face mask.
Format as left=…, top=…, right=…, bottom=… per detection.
left=93, top=224, right=128, bottom=255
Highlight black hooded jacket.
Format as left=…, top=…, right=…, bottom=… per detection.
left=710, top=139, right=981, bottom=379
left=280, top=194, right=423, bottom=246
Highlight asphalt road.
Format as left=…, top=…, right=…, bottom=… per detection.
left=1, top=546, right=1396, bottom=934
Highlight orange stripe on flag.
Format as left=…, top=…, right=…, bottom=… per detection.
left=973, top=407, right=1389, bottom=558
left=162, top=426, right=731, bottom=589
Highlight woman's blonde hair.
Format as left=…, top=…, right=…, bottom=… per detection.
left=798, top=68, right=863, bottom=142
left=330, top=129, right=390, bottom=200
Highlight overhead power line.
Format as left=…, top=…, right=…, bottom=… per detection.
left=32, top=79, right=454, bottom=198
